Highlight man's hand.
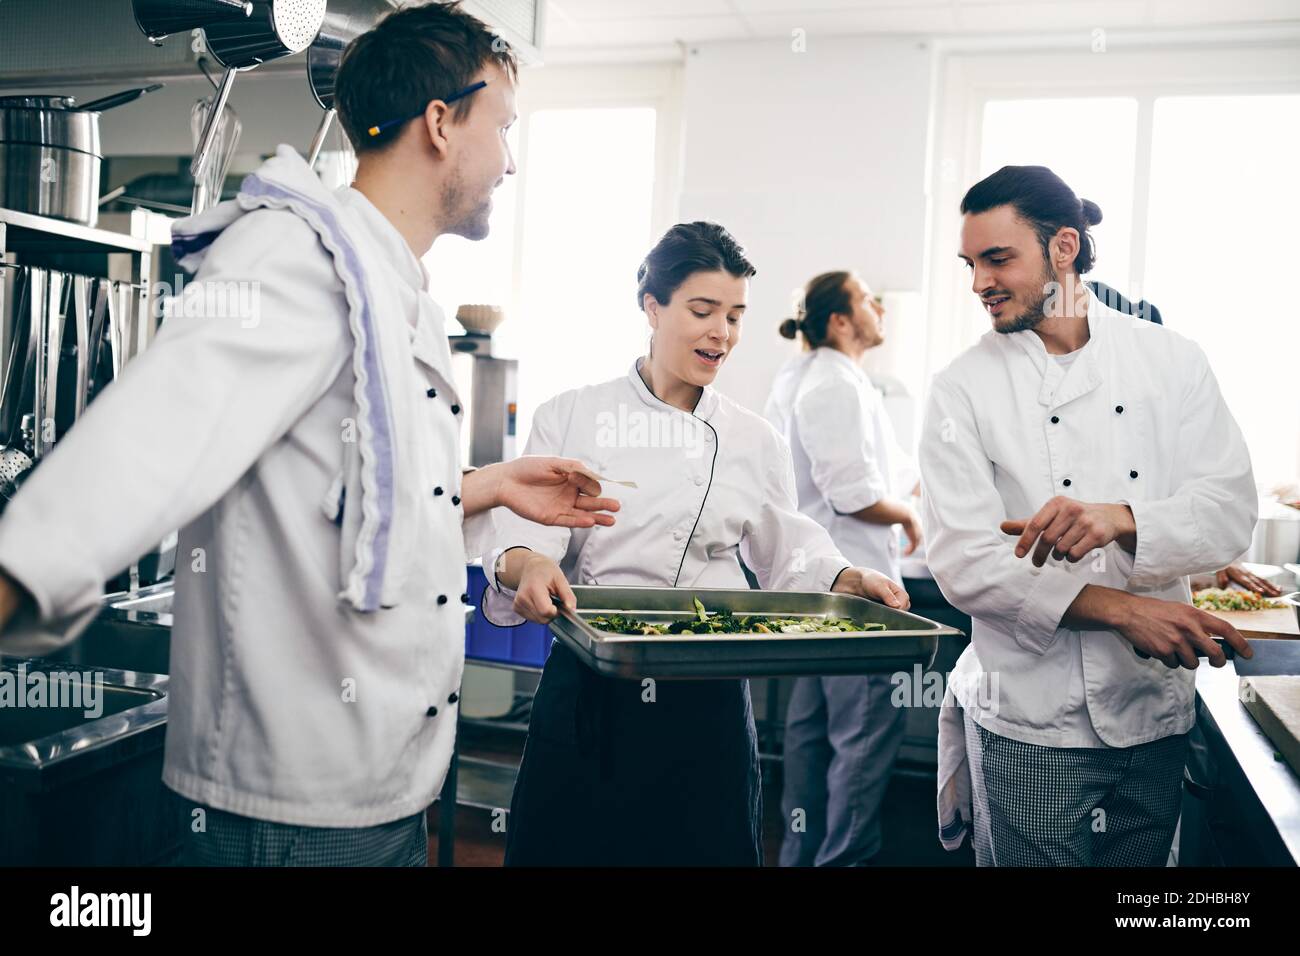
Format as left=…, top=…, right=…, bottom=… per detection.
left=901, top=508, right=923, bottom=556
left=831, top=567, right=910, bottom=610
left=1001, top=498, right=1136, bottom=567
left=1108, top=591, right=1252, bottom=669
left=464, top=457, right=621, bottom=526
left=512, top=552, right=574, bottom=624
left=1216, top=563, right=1282, bottom=597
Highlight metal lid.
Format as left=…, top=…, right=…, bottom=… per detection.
left=0, top=95, right=80, bottom=110
left=307, top=0, right=398, bottom=110
left=0, top=103, right=100, bottom=155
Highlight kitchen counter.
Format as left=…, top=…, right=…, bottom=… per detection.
left=1192, top=658, right=1300, bottom=865
left=0, top=656, right=181, bottom=864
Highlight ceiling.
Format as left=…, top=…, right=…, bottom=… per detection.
left=543, top=0, right=1300, bottom=49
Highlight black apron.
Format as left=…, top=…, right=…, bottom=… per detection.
left=505, top=641, right=763, bottom=866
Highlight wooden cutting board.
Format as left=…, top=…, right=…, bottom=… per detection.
left=1204, top=607, right=1299, bottom=640
left=1240, top=676, right=1300, bottom=776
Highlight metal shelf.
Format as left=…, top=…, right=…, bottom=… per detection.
left=0, top=207, right=153, bottom=260
left=433, top=756, right=518, bottom=814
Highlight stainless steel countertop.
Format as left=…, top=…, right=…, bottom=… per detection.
left=0, top=656, right=169, bottom=781
left=1196, top=661, right=1300, bottom=864
left=2, top=582, right=472, bottom=788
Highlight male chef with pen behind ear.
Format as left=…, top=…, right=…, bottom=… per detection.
left=920, top=165, right=1256, bottom=866
left=0, top=2, right=619, bottom=867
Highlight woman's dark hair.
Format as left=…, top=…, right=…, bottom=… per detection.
left=636, top=222, right=756, bottom=310
left=960, top=165, right=1103, bottom=274
left=779, top=271, right=852, bottom=348
left=336, top=1, right=518, bottom=154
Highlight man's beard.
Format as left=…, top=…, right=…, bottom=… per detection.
left=852, top=314, right=883, bottom=349
left=449, top=199, right=492, bottom=240
left=994, top=257, right=1057, bottom=334
left=442, top=172, right=492, bottom=240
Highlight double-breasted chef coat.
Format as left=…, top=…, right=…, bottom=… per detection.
left=0, top=188, right=493, bottom=827
left=919, top=289, right=1257, bottom=750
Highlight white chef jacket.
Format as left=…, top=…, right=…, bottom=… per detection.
left=482, top=359, right=853, bottom=626
left=765, top=347, right=918, bottom=584
left=919, top=290, right=1257, bottom=749
left=0, top=187, right=492, bottom=826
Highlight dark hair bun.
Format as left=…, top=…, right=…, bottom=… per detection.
left=1080, top=198, right=1103, bottom=226
left=779, top=317, right=799, bottom=340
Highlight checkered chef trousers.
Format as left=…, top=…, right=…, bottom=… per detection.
left=964, top=714, right=1188, bottom=867
left=177, top=797, right=429, bottom=867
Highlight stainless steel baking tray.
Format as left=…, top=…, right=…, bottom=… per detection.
left=549, top=586, right=963, bottom=680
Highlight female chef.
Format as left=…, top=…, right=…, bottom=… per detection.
left=481, top=222, right=909, bottom=866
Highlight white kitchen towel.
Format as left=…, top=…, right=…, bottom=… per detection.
left=937, top=683, right=972, bottom=851
left=171, top=145, right=422, bottom=613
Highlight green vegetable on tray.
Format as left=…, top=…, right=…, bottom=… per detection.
left=584, top=596, right=886, bottom=637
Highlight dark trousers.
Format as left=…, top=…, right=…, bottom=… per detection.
left=506, top=642, right=763, bottom=866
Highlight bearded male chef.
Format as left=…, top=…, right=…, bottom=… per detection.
left=921, top=165, right=1255, bottom=866
left=0, top=3, right=617, bottom=867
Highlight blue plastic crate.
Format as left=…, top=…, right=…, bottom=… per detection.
left=464, top=564, right=553, bottom=668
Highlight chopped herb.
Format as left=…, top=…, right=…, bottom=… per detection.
left=583, top=597, right=886, bottom=637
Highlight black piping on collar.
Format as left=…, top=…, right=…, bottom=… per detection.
left=672, top=416, right=720, bottom=588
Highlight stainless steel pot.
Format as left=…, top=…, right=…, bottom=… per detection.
left=132, top=0, right=254, bottom=42
left=308, top=0, right=397, bottom=110
left=1251, top=509, right=1300, bottom=567
left=0, top=96, right=100, bottom=226
left=0, top=87, right=163, bottom=227
left=305, top=0, right=397, bottom=164
left=204, top=0, right=328, bottom=70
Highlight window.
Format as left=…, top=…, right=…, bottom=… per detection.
left=1143, top=94, right=1300, bottom=486
left=417, top=63, right=682, bottom=455
left=978, top=97, right=1138, bottom=340
left=423, top=124, right=520, bottom=328
left=929, top=45, right=1300, bottom=487
left=497, top=106, right=659, bottom=444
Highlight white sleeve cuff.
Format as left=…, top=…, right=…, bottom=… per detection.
left=1123, top=495, right=1199, bottom=587
left=1013, top=565, right=1089, bottom=655
left=829, top=481, right=885, bottom=516
left=477, top=546, right=528, bottom=628
left=479, top=578, right=525, bottom=628
left=0, top=499, right=105, bottom=656
left=810, top=558, right=853, bottom=593
left=461, top=506, right=500, bottom=564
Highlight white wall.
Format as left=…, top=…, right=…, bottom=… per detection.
left=677, top=35, right=934, bottom=418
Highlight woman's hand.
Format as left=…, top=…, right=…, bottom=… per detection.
left=831, top=567, right=910, bottom=610
left=512, top=552, right=575, bottom=624
left=463, top=457, right=621, bottom=526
